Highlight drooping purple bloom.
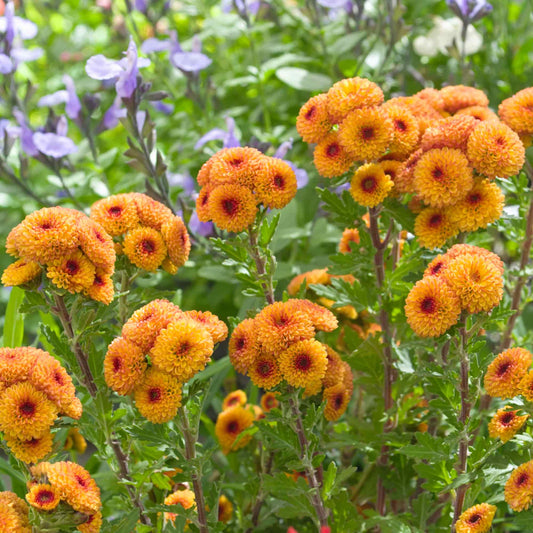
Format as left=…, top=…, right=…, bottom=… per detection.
left=33, top=132, right=77, bottom=158
left=13, top=110, right=38, bottom=156
left=85, top=37, right=150, bottom=99
left=38, top=90, right=69, bottom=108
left=150, top=100, right=174, bottom=114
left=189, top=211, right=214, bottom=237
left=168, top=171, right=195, bottom=195
left=0, top=53, right=13, bottom=73
left=63, top=75, right=82, bottom=119
left=446, top=0, right=492, bottom=23
left=10, top=47, right=43, bottom=63
left=0, top=3, right=37, bottom=42
left=195, top=117, right=240, bottom=150
left=100, top=96, right=127, bottom=131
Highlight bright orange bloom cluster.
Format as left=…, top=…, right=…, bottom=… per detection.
left=488, top=406, right=528, bottom=443
left=484, top=348, right=533, bottom=399
left=104, top=299, right=227, bottom=423
left=215, top=391, right=258, bottom=454
left=505, top=460, right=533, bottom=512
left=195, top=147, right=297, bottom=233
left=406, top=245, right=503, bottom=337
left=0, top=491, right=30, bottom=532
left=455, top=503, right=496, bottom=533
left=91, top=192, right=190, bottom=275
left=28, top=461, right=101, bottom=531
left=0, top=347, right=82, bottom=463
left=499, top=87, right=533, bottom=147
left=3, top=207, right=116, bottom=304
left=164, top=487, right=195, bottom=524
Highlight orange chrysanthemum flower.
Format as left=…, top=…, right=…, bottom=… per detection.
left=339, top=228, right=360, bottom=253
left=183, top=310, right=228, bottom=344
left=414, top=207, right=458, bottom=249
left=498, top=87, right=533, bottom=137
left=456, top=105, right=499, bottom=122
left=413, top=148, right=473, bottom=208
left=505, top=460, right=533, bottom=512
left=444, top=254, right=503, bottom=314
left=405, top=277, right=461, bottom=337
left=197, top=157, right=214, bottom=187
left=165, top=487, right=195, bottom=509
left=445, top=244, right=504, bottom=275
left=415, top=88, right=446, bottom=113
left=424, top=254, right=451, bottom=279
left=0, top=382, right=58, bottom=440
left=322, top=347, right=345, bottom=388
left=323, top=383, right=350, bottom=421
left=278, top=339, right=328, bottom=388
left=131, top=192, right=173, bottom=230
left=303, top=379, right=322, bottom=398
left=255, top=301, right=315, bottom=353
left=209, top=147, right=267, bottom=189
left=395, top=149, right=422, bottom=194
left=122, top=299, right=182, bottom=352
left=123, top=227, right=167, bottom=272
left=133, top=368, right=182, bottom=423
left=449, top=178, right=504, bottom=233
left=488, top=406, right=528, bottom=443
left=420, top=115, right=478, bottom=153
left=519, top=370, right=533, bottom=402
left=288, top=299, right=339, bottom=332
left=77, top=218, right=115, bottom=275
left=5, top=433, right=53, bottom=464
left=287, top=269, right=330, bottom=296
left=46, top=250, right=95, bottom=293
left=256, top=158, right=298, bottom=209
left=195, top=186, right=212, bottom=222
left=161, top=216, right=191, bottom=268
left=440, top=85, right=489, bottom=114
left=338, top=107, right=393, bottom=162
left=326, top=77, right=384, bottom=124
left=222, top=390, right=247, bottom=410
left=248, top=350, right=283, bottom=389
left=38, top=461, right=101, bottom=515
left=379, top=159, right=404, bottom=192
left=6, top=207, right=79, bottom=263
left=104, top=337, right=147, bottom=395
left=215, top=405, right=255, bottom=454
left=467, top=121, right=525, bottom=179
left=455, top=503, right=496, bottom=533
left=296, top=93, right=333, bottom=143
left=0, top=347, right=40, bottom=387
left=218, top=494, right=233, bottom=523
left=208, top=184, right=257, bottom=232
left=84, top=270, right=114, bottom=305
left=229, top=318, right=258, bottom=374
left=77, top=511, right=102, bottom=533
left=260, top=391, right=279, bottom=412
left=385, top=105, right=420, bottom=158
left=313, top=131, right=354, bottom=178
left=0, top=491, right=30, bottom=532
left=484, top=348, right=532, bottom=399
left=1, top=259, right=41, bottom=287
left=26, top=483, right=60, bottom=511
left=90, top=194, right=139, bottom=236
left=151, top=319, right=214, bottom=383
left=350, top=163, right=394, bottom=207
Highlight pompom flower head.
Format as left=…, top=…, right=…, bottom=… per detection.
left=215, top=405, right=255, bottom=454
left=455, top=503, right=496, bottom=533
left=350, top=163, right=393, bottom=207
left=296, top=93, right=332, bottom=143
left=278, top=339, right=328, bottom=388
left=488, top=406, right=528, bottom=443
left=414, top=207, right=458, bottom=249
left=484, top=348, right=532, bottom=399
left=313, top=131, right=353, bottom=178
left=505, top=460, right=533, bottom=512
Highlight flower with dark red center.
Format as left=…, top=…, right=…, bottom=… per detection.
left=505, top=460, right=533, bottom=511
left=279, top=339, right=328, bottom=388
left=350, top=163, right=393, bottom=207
left=26, top=483, right=60, bottom=511
left=484, top=348, right=532, bottom=399
left=215, top=405, right=255, bottom=454
left=313, top=131, right=353, bottom=178
left=455, top=503, right=496, bottom=533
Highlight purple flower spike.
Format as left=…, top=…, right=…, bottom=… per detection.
left=446, top=0, right=492, bottom=23
left=195, top=116, right=240, bottom=150
left=101, top=96, right=127, bottom=131
left=38, top=90, right=69, bottom=108
left=85, top=55, right=124, bottom=79
left=33, top=132, right=77, bottom=158
left=13, top=110, right=38, bottom=156
left=0, top=53, right=13, bottom=74
left=63, top=75, right=82, bottom=120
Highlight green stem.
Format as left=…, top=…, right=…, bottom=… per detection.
left=119, top=270, right=131, bottom=325
left=247, top=221, right=276, bottom=305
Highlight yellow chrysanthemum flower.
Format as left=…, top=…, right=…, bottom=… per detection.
left=440, top=85, right=489, bottom=114
left=420, top=115, right=477, bottom=153
left=161, top=216, right=190, bottom=269
left=505, top=460, right=533, bottom=512
left=278, top=339, right=328, bottom=388
left=133, top=368, right=182, bottom=424
left=247, top=350, right=283, bottom=390
left=209, top=147, right=268, bottom=189
left=287, top=299, right=339, bottom=332
left=5, top=433, right=53, bottom=464
left=423, top=254, right=451, bottom=279
left=256, top=157, right=298, bottom=209
left=228, top=318, right=258, bottom=374
left=104, top=337, right=147, bottom=396
left=405, top=276, right=461, bottom=337
left=488, top=406, right=528, bottom=443
left=455, top=503, right=496, bottom=533
left=0, top=491, right=30, bottom=532
left=208, top=184, right=257, bottom=233
left=385, top=105, right=420, bottom=158
left=84, top=270, right=114, bottom=305
left=131, top=192, right=173, bottom=231
left=46, top=250, right=95, bottom=293
left=322, top=347, right=345, bottom=388
left=456, top=105, right=499, bottom=123
left=123, top=226, right=167, bottom=272
left=339, top=228, right=360, bottom=253
left=287, top=269, right=330, bottom=296
left=183, top=310, right=228, bottom=345
left=444, top=254, right=503, bottom=314
left=77, top=511, right=102, bottom=533
left=26, top=483, right=60, bottom=511
left=195, top=185, right=213, bottom=222
left=296, top=93, right=333, bottom=143
left=313, top=131, right=354, bottom=178
left=1, top=259, right=41, bottom=287
left=519, top=370, right=533, bottom=402
left=151, top=319, right=214, bottom=383
left=260, top=391, right=279, bottom=412
left=499, top=87, right=533, bottom=137
left=484, top=348, right=532, bottom=399
left=215, top=405, right=255, bottom=454
left=90, top=194, right=139, bottom=236
left=77, top=218, right=115, bottom=275
left=446, top=244, right=504, bottom=275
left=222, top=390, right=247, bottom=411
left=323, top=383, right=350, bottom=421
left=350, top=162, right=394, bottom=207
left=414, top=207, right=458, bottom=249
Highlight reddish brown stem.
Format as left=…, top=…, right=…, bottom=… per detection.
left=368, top=207, right=395, bottom=516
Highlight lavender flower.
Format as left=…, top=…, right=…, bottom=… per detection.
left=12, top=110, right=38, bottom=156
left=446, top=0, right=492, bottom=24
left=189, top=211, right=214, bottom=237
left=34, top=116, right=77, bottom=158
left=168, top=171, right=195, bottom=195
left=0, top=53, right=13, bottom=73
left=221, top=0, right=261, bottom=17
left=37, top=75, right=82, bottom=120
left=0, top=3, right=37, bottom=42
left=151, top=101, right=174, bottom=114
left=85, top=38, right=150, bottom=99
left=100, top=96, right=127, bottom=131
left=195, top=117, right=240, bottom=150
left=141, top=31, right=211, bottom=74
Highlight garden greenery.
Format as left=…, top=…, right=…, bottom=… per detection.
left=1, top=0, right=533, bottom=532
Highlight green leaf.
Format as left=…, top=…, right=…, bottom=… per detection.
left=275, top=67, right=332, bottom=91
left=3, top=287, right=25, bottom=347
left=322, top=461, right=337, bottom=499
left=397, top=432, right=450, bottom=462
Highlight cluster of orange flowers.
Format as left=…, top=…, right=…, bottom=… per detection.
left=0, top=491, right=31, bottom=532
left=455, top=503, right=496, bottom=533
left=195, top=146, right=298, bottom=232
left=297, top=79, right=527, bottom=248
left=405, top=244, right=504, bottom=337
left=104, top=299, right=227, bottom=423
left=214, top=389, right=273, bottom=454
left=499, top=87, right=533, bottom=147
left=2, top=206, right=116, bottom=304
left=27, top=461, right=101, bottom=532
left=91, top=192, right=190, bottom=275
left=228, top=300, right=353, bottom=421
left=0, top=347, right=82, bottom=463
